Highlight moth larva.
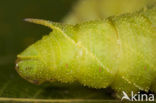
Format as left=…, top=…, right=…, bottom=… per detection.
left=16, top=6, right=156, bottom=97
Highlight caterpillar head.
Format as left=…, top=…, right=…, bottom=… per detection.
left=15, top=19, right=59, bottom=84
left=16, top=45, right=46, bottom=84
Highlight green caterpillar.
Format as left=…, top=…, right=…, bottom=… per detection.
left=16, top=6, right=156, bottom=97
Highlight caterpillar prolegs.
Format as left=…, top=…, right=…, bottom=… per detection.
left=16, top=6, right=156, bottom=97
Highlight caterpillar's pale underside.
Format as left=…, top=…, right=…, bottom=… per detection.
left=16, top=6, right=156, bottom=97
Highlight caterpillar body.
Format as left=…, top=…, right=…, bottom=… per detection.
left=16, top=6, right=156, bottom=97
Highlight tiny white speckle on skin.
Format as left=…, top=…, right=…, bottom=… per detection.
left=16, top=63, right=19, bottom=68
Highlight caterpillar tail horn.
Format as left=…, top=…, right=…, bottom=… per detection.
left=24, top=18, right=57, bottom=30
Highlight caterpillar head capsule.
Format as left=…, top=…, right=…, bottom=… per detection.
left=16, top=46, right=46, bottom=84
